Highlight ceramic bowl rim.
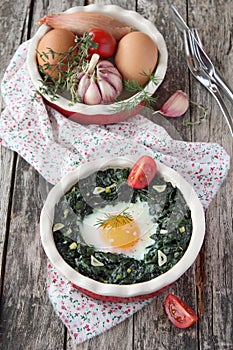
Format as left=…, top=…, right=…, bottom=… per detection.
left=26, top=4, right=168, bottom=115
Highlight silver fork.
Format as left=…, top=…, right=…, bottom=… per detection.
left=191, top=29, right=233, bottom=103
left=184, top=30, right=233, bottom=136
left=171, top=5, right=233, bottom=105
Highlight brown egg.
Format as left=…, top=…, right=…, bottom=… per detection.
left=37, top=28, right=76, bottom=79
left=115, top=31, right=158, bottom=85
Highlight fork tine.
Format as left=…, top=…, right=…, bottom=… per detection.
left=188, top=31, right=199, bottom=62
left=191, top=29, right=203, bottom=48
left=185, top=31, right=201, bottom=71
left=183, top=31, right=196, bottom=73
left=190, top=30, right=214, bottom=76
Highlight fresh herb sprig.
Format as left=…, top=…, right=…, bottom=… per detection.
left=37, top=33, right=97, bottom=103
left=95, top=208, right=133, bottom=229
left=111, top=73, right=159, bottom=114
left=183, top=100, right=208, bottom=126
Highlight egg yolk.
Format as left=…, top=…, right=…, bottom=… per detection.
left=99, top=216, right=140, bottom=250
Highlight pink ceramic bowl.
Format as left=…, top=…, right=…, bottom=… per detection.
left=40, top=156, right=205, bottom=302
left=27, top=4, right=168, bottom=125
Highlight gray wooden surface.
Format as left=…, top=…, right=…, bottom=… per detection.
left=0, top=0, right=232, bottom=349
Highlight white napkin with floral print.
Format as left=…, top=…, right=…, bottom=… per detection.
left=0, top=41, right=230, bottom=344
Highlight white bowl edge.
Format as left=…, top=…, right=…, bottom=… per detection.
left=27, top=4, right=168, bottom=116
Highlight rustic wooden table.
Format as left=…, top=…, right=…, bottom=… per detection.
left=0, top=1, right=232, bottom=349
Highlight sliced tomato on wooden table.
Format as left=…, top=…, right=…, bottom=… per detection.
left=164, top=294, right=198, bottom=329
left=88, top=28, right=117, bottom=58
left=127, top=155, right=157, bottom=189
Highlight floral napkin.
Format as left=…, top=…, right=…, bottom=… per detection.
left=0, top=40, right=230, bottom=344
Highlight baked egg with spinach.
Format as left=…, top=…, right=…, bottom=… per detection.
left=52, top=156, right=192, bottom=285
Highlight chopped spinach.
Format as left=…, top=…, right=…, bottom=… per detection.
left=53, top=167, right=192, bottom=284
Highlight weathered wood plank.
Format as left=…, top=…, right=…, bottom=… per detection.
left=0, top=157, right=64, bottom=350
left=0, top=0, right=31, bottom=75
left=0, top=148, right=16, bottom=291
left=188, top=1, right=233, bottom=349
left=0, top=1, right=33, bottom=345
left=187, top=0, right=233, bottom=148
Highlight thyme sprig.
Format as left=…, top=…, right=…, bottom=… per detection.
left=183, top=101, right=208, bottom=126
left=37, top=32, right=97, bottom=103
left=111, top=73, right=159, bottom=114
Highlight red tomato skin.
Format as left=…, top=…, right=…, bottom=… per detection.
left=164, top=294, right=198, bottom=329
left=127, top=156, right=157, bottom=189
left=89, top=28, right=117, bottom=58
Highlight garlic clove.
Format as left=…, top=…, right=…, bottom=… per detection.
left=83, top=78, right=102, bottom=105
left=97, top=77, right=118, bottom=103
left=97, top=63, right=123, bottom=99
left=98, top=71, right=123, bottom=97
left=97, top=60, right=115, bottom=70
left=157, top=90, right=189, bottom=117
left=108, top=73, right=123, bottom=94
left=77, top=74, right=91, bottom=101
left=98, top=61, right=122, bottom=79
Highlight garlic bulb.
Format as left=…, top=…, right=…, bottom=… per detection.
left=76, top=53, right=123, bottom=105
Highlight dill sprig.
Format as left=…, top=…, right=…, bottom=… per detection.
left=95, top=208, right=133, bottom=229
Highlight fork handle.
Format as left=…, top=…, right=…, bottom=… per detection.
left=210, top=84, right=233, bottom=136
left=214, top=72, right=233, bottom=104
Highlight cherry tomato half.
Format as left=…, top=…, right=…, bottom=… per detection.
left=164, top=294, right=198, bottom=329
left=127, top=156, right=157, bottom=189
left=88, top=28, right=117, bottom=58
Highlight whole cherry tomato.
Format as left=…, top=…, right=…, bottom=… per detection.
left=164, top=294, right=198, bottom=329
left=88, top=28, right=117, bottom=58
left=127, top=156, right=157, bottom=189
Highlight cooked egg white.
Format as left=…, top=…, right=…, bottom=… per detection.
left=79, top=201, right=157, bottom=260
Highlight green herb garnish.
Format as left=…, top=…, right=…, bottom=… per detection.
left=183, top=100, right=208, bottom=126
left=110, top=73, right=159, bottom=114
left=37, top=32, right=97, bottom=103
left=95, top=208, right=133, bottom=229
